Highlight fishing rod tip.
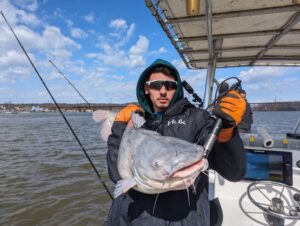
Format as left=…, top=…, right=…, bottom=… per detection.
left=0, top=10, right=5, bottom=17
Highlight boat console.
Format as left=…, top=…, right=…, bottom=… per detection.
left=211, top=133, right=300, bottom=226
left=244, top=149, right=293, bottom=186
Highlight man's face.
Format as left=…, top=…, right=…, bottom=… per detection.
left=145, top=72, right=177, bottom=112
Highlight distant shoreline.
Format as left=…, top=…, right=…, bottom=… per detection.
left=1, top=101, right=300, bottom=112
left=250, top=101, right=300, bottom=111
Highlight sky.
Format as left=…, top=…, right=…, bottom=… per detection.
left=0, top=0, right=299, bottom=104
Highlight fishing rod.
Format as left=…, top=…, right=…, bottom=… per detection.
left=203, top=77, right=242, bottom=158
left=183, top=77, right=242, bottom=158
left=1, top=11, right=113, bottom=200
left=49, top=60, right=92, bottom=108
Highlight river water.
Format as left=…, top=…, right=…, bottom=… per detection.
left=1, top=111, right=300, bottom=226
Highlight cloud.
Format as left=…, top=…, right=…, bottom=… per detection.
left=0, top=0, right=81, bottom=91
left=16, top=10, right=42, bottom=27
left=0, top=50, right=29, bottom=67
left=84, top=12, right=94, bottom=23
left=80, top=74, right=137, bottom=103
left=65, top=17, right=88, bottom=40
left=85, top=53, right=100, bottom=59
left=53, top=8, right=64, bottom=19
left=171, top=59, right=188, bottom=70
left=149, top=47, right=167, bottom=56
left=220, top=66, right=300, bottom=102
left=0, top=1, right=147, bottom=103
left=88, top=35, right=149, bottom=70
left=126, top=24, right=135, bottom=39
left=129, top=36, right=149, bottom=56
left=11, top=0, right=39, bottom=11
left=48, top=65, right=137, bottom=103
left=88, top=20, right=145, bottom=70
left=1, top=1, right=80, bottom=54
left=182, top=70, right=207, bottom=89
left=109, top=18, right=127, bottom=30
left=107, top=19, right=136, bottom=48
left=70, top=27, right=88, bottom=39
left=65, top=19, right=73, bottom=27
left=237, top=67, right=289, bottom=97
left=114, top=23, right=135, bottom=48
left=1, top=0, right=42, bottom=27
left=239, top=67, right=288, bottom=83
left=42, top=26, right=81, bottom=51
left=0, top=66, right=32, bottom=83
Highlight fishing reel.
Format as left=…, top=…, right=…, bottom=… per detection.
left=247, top=181, right=300, bottom=225
left=214, top=77, right=242, bottom=99
left=182, top=80, right=203, bottom=108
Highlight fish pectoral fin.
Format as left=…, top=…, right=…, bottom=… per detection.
left=114, top=178, right=137, bottom=198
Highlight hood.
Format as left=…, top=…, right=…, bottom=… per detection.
left=136, top=59, right=184, bottom=116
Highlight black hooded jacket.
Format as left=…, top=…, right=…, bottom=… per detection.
left=106, top=59, right=246, bottom=226
left=238, top=100, right=253, bottom=132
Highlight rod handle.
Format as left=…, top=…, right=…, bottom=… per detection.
left=203, top=117, right=223, bottom=158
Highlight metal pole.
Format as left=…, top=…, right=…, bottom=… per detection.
left=203, top=0, right=217, bottom=109
left=204, top=58, right=217, bottom=108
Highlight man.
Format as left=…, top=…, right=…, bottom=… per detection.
left=238, top=89, right=253, bottom=133
left=106, top=59, right=246, bottom=225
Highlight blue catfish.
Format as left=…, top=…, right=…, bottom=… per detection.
left=93, top=110, right=208, bottom=198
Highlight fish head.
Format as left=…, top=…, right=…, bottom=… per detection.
left=132, top=134, right=205, bottom=184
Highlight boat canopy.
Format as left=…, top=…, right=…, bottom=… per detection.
left=146, top=0, right=300, bottom=69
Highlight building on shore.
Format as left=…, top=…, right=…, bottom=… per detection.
left=1, top=101, right=300, bottom=113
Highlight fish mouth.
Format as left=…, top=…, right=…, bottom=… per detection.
left=171, top=159, right=205, bottom=178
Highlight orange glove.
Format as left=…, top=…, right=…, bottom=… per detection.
left=213, top=90, right=246, bottom=142
left=115, top=104, right=143, bottom=122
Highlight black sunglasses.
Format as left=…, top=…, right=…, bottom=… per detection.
left=145, top=80, right=177, bottom=91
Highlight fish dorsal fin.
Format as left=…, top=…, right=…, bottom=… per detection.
left=114, top=178, right=137, bottom=198
left=131, top=112, right=146, bottom=128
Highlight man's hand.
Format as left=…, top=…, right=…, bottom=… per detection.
left=213, top=90, right=246, bottom=142
left=115, top=104, right=143, bottom=123
left=213, top=90, right=246, bottom=127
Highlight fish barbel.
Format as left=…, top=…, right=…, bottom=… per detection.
left=93, top=110, right=208, bottom=198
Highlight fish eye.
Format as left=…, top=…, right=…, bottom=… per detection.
left=153, top=161, right=161, bottom=168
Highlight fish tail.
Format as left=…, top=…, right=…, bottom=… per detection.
left=92, top=110, right=116, bottom=142
left=93, top=110, right=113, bottom=123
